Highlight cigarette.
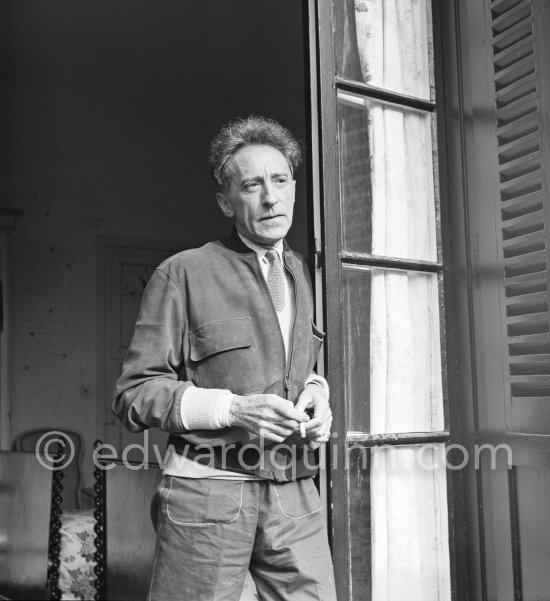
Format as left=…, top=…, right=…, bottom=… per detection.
left=300, top=422, right=307, bottom=438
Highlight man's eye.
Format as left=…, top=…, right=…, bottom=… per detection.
left=274, top=178, right=288, bottom=185
left=244, top=182, right=259, bottom=191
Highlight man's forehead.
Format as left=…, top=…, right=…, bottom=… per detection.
left=228, top=145, right=292, bottom=179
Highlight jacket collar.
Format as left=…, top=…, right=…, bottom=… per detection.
left=221, top=227, right=291, bottom=255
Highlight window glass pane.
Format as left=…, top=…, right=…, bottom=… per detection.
left=348, top=444, right=451, bottom=600
left=338, top=92, right=438, bottom=262
left=333, top=0, right=434, bottom=100
left=343, top=265, right=444, bottom=433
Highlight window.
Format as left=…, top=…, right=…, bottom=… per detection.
left=315, top=0, right=451, bottom=598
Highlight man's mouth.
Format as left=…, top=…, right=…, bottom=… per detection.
left=260, top=215, right=283, bottom=221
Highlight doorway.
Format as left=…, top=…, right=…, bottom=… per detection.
left=6, top=0, right=314, bottom=494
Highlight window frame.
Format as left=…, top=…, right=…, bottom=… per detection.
left=313, top=0, right=455, bottom=597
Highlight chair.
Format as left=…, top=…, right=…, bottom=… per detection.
left=12, top=429, right=83, bottom=511
left=94, top=452, right=162, bottom=601
left=0, top=450, right=63, bottom=600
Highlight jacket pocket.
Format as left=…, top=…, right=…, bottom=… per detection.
left=189, top=317, right=264, bottom=394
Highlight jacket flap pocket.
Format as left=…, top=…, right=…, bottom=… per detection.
left=190, top=317, right=254, bottom=362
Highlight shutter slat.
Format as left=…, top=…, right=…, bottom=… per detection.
left=505, top=290, right=548, bottom=317
left=492, top=16, right=532, bottom=51
left=498, top=130, right=539, bottom=162
left=504, top=274, right=548, bottom=304
left=491, top=0, right=524, bottom=16
left=501, top=189, right=542, bottom=219
left=509, top=341, right=550, bottom=355
left=510, top=360, right=550, bottom=376
left=508, top=323, right=549, bottom=337
left=507, top=312, right=548, bottom=325
left=497, top=111, right=538, bottom=141
left=494, top=54, right=535, bottom=89
left=496, top=72, right=537, bottom=106
left=492, top=1, right=531, bottom=33
left=501, top=209, right=543, bottom=236
left=510, top=396, right=550, bottom=404
left=493, top=34, right=533, bottom=69
left=510, top=383, right=550, bottom=395
left=499, top=172, right=542, bottom=200
left=502, top=234, right=545, bottom=260
left=499, top=150, right=541, bottom=182
left=510, top=378, right=550, bottom=398
left=496, top=92, right=537, bottom=126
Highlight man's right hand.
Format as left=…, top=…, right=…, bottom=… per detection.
left=228, top=394, right=310, bottom=443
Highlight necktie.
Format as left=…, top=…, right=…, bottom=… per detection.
left=265, top=250, right=285, bottom=312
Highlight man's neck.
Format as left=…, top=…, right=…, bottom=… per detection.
left=237, top=231, right=283, bottom=255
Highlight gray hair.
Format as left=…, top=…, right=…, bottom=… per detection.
left=209, top=115, right=302, bottom=190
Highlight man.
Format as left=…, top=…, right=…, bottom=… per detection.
left=113, top=116, right=337, bottom=601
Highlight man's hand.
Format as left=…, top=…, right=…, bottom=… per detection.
left=228, top=394, right=310, bottom=444
left=295, top=384, right=332, bottom=450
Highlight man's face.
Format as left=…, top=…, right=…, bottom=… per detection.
left=216, top=144, right=296, bottom=248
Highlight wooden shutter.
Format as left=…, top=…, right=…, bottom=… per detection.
left=491, top=0, right=550, bottom=434
left=444, top=0, right=550, bottom=597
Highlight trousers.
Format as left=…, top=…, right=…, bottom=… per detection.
left=147, top=476, right=337, bottom=601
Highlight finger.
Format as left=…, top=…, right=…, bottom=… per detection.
left=311, top=412, right=331, bottom=431
left=303, top=416, right=325, bottom=432
left=272, top=404, right=310, bottom=422
left=304, top=417, right=332, bottom=440
left=312, top=428, right=331, bottom=442
left=258, top=422, right=295, bottom=439
left=259, top=430, right=289, bottom=444
left=295, top=395, right=312, bottom=412
left=258, top=410, right=304, bottom=431
left=316, top=415, right=333, bottom=437
left=311, top=402, right=331, bottom=419
left=276, top=418, right=304, bottom=430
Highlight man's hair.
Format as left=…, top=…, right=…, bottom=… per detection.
left=209, top=115, right=302, bottom=190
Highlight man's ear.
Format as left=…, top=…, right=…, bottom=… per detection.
left=216, top=192, right=234, bottom=218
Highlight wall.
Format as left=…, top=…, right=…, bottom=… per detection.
left=5, top=0, right=309, bottom=485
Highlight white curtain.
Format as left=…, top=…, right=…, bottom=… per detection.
left=354, top=0, right=431, bottom=99
left=353, top=1, right=451, bottom=599
left=369, top=445, right=450, bottom=601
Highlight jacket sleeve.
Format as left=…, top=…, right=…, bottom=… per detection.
left=112, top=267, right=192, bottom=433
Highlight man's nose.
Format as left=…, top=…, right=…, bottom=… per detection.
left=261, top=183, right=278, bottom=206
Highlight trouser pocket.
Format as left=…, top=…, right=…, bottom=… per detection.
left=164, top=477, right=244, bottom=525
left=272, top=478, right=323, bottom=519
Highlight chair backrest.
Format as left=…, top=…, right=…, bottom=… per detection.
left=12, top=429, right=82, bottom=510
left=103, top=460, right=162, bottom=601
left=0, top=451, right=52, bottom=600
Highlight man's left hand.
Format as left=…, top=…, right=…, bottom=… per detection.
left=294, top=383, right=332, bottom=449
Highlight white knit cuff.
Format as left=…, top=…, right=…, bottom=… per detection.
left=180, top=387, right=235, bottom=430
left=304, top=373, right=330, bottom=399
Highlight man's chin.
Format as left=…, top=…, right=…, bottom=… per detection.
left=258, top=223, right=290, bottom=241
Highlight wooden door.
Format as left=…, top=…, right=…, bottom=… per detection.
left=316, top=1, right=452, bottom=598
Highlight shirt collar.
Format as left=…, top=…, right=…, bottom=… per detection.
left=237, top=232, right=284, bottom=263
